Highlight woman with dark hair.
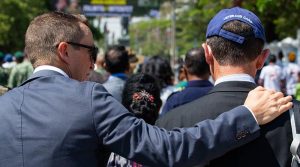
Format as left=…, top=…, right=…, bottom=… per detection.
left=141, top=56, right=175, bottom=114
left=107, top=73, right=162, bottom=167
left=141, top=56, right=174, bottom=90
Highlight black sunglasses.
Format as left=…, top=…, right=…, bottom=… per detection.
left=66, top=42, right=98, bottom=62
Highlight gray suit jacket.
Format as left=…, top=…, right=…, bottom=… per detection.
left=0, top=70, right=260, bottom=167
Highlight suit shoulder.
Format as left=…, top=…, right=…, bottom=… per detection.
left=156, top=93, right=217, bottom=129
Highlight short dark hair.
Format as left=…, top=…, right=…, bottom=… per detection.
left=25, top=12, right=87, bottom=68
left=141, top=56, right=174, bottom=89
left=269, top=54, right=277, bottom=63
left=184, top=47, right=209, bottom=77
left=122, top=73, right=161, bottom=125
left=104, top=45, right=129, bottom=74
left=207, top=20, right=264, bottom=66
left=278, top=51, right=284, bottom=59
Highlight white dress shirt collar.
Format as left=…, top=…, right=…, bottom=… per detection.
left=33, top=65, right=69, bottom=78
left=214, top=74, right=255, bottom=86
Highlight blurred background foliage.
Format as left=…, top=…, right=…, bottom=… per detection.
left=0, top=0, right=48, bottom=52
left=130, top=0, right=300, bottom=56
left=130, top=19, right=171, bottom=56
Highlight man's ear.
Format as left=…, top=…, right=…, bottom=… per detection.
left=182, top=65, right=189, bottom=80
left=103, top=62, right=107, bottom=70
left=57, top=42, right=69, bottom=65
left=256, top=49, right=270, bottom=69
left=202, top=43, right=213, bottom=65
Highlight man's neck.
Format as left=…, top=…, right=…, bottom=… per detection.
left=213, top=65, right=256, bottom=81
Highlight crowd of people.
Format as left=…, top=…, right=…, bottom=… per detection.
left=0, top=51, right=33, bottom=94
left=0, top=6, right=297, bottom=167
left=258, top=51, right=300, bottom=100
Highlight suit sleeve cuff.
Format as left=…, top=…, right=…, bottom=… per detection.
left=242, top=105, right=258, bottom=124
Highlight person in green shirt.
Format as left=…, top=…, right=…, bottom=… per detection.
left=295, top=72, right=300, bottom=100
left=0, top=51, right=9, bottom=86
left=7, top=51, right=33, bottom=88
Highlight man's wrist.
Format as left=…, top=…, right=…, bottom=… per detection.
left=243, top=105, right=258, bottom=124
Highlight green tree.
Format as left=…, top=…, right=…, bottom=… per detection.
left=130, top=0, right=300, bottom=57
left=176, top=0, right=300, bottom=55
left=247, top=0, right=300, bottom=40
left=176, top=0, right=233, bottom=55
left=130, top=19, right=171, bottom=56
left=0, top=0, right=48, bottom=52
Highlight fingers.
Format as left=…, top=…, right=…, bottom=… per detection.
left=260, top=101, right=292, bottom=124
left=245, top=87, right=293, bottom=125
left=277, top=95, right=293, bottom=114
left=277, top=95, right=292, bottom=106
left=278, top=102, right=293, bottom=114
left=260, top=95, right=293, bottom=124
left=253, top=86, right=265, bottom=91
left=269, top=91, right=284, bottom=100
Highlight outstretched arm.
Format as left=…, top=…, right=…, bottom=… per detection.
left=92, top=84, right=292, bottom=167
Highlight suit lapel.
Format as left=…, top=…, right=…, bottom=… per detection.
left=208, top=81, right=257, bottom=94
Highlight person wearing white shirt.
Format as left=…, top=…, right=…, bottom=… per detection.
left=259, top=55, right=285, bottom=91
left=284, top=51, right=300, bottom=96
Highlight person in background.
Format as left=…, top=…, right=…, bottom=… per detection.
left=259, top=54, right=285, bottom=92
left=0, top=11, right=292, bottom=167
left=174, top=58, right=188, bottom=92
left=0, top=51, right=9, bottom=86
left=103, top=45, right=129, bottom=102
left=66, top=0, right=82, bottom=14
left=88, top=53, right=109, bottom=84
left=141, top=55, right=175, bottom=114
left=0, top=52, right=11, bottom=94
left=107, top=73, right=162, bottom=167
left=161, top=47, right=213, bottom=116
left=127, top=48, right=142, bottom=76
left=284, top=51, right=300, bottom=97
left=294, top=72, right=300, bottom=101
left=276, top=51, right=285, bottom=68
left=7, top=51, right=33, bottom=88
left=94, top=53, right=109, bottom=79
left=2, top=53, right=16, bottom=70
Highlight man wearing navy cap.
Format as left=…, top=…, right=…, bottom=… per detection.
left=156, top=7, right=293, bottom=167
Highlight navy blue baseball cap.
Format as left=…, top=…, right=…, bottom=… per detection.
left=206, top=7, right=266, bottom=44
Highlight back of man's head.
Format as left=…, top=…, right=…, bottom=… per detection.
left=25, top=12, right=87, bottom=68
left=184, top=47, right=209, bottom=78
left=268, top=55, right=277, bottom=63
left=206, top=7, right=265, bottom=66
left=104, top=45, right=129, bottom=74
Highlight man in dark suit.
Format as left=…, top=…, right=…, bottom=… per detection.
left=0, top=12, right=292, bottom=167
left=161, top=47, right=213, bottom=116
left=156, top=7, right=293, bottom=167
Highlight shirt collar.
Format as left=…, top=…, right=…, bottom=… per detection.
left=187, top=80, right=213, bottom=87
left=34, top=65, right=69, bottom=78
left=214, top=74, right=255, bottom=86
left=111, top=73, right=127, bottom=80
